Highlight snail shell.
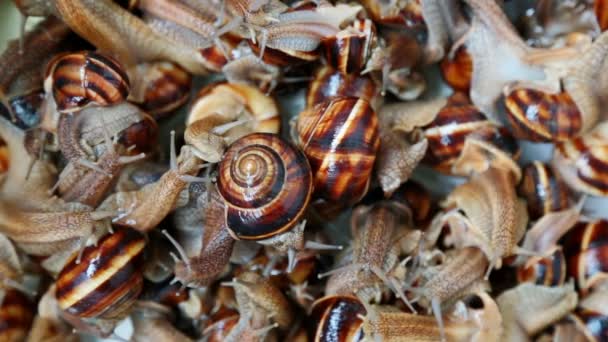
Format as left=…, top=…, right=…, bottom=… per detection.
left=310, top=295, right=365, bottom=341
left=504, top=89, right=583, bottom=142
left=518, top=161, right=571, bottom=220
left=217, top=133, right=313, bottom=240
left=0, top=143, right=7, bottom=174
left=296, top=97, right=380, bottom=205
left=561, top=219, right=608, bottom=293
left=55, top=227, right=145, bottom=319
left=307, top=66, right=378, bottom=109
left=45, top=51, right=130, bottom=113
left=440, top=46, right=472, bottom=92
left=516, top=248, right=566, bottom=286
left=322, top=19, right=375, bottom=74
left=135, top=62, right=192, bottom=120
left=0, top=289, right=34, bottom=342
left=597, top=0, right=608, bottom=31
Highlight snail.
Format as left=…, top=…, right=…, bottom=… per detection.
left=55, top=227, right=145, bottom=334
left=45, top=51, right=130, bottom=113
left=440, top=45, right=472, bottom=92
left=306, top=65, right=379, bottom=110
left=295, top=97, right=380, bottom=207
left=516, top=248, right=567, bottom=287
left=321, top=19, right=375, bottom=75
left=309, top=295, right=365, bottom=341
left=518, top=161, right=571, bottom=220
left=0, top=288, right=34, bottom=342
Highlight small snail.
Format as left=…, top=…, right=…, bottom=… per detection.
left=0, top=289, right=34, bottom=342
left=440, top=45, right=472, bottom=92
left=322, top=19, right=375, bottom=74
left=516, top=248, right=567, bottom=286
left=45, top=51, right=130, bottom=113
left=561, top=219, right=608, bottom=293
left=134, top=62, right=192, bottom=120
left=518, top=161, right=571, bottom=220
left=309, top=295, right=365, bottom=341
left=296, top=97, right=380, bottom=206
left=55, top=227, right=145, bottom=319
left=217, top=132, right=313, bottom=240
left=306, top=66, right=379, bottom=109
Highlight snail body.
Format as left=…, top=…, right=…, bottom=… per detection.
left=45, top=51, right=130, bottom=113
left=217, top=133, right=313, bottom=240
left=55, top=227, right=145, bottom=319
left=296, top=97, right=380, bottom=206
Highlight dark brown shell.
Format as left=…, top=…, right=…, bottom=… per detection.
left=2, top=89, right=45, bottom=130
left=117, top=112, right=159, bottom=155
left=306, top=66, right=377, bottom=109
left=0, top=289, right=34, bottom=342
left=573, top=309, right=608, bottom=341
left=596, top=0, right=608, bottom=31
left=322, top=19, right=374, bottom=74
left=310, top=295, right=366, bottom=342
left=47, top=51, right=130, bottom=113
left=390, top=181, right=436, bottom=227
left=440, top=46, right=472, bottom=92
left=575, top=145, right=608, bottom=196
left=297, top=97, right=380, bottom=205
left=217, top=133, right=313, bottom=240
left=139, top=278, right=189, bottom=308
left=248, top=40, right=319, bottom=67
left=504, top=89, right=583, bottom=142
left=423, top=93, right=519, bottom=173
left=55, top=228, right=145, bottom=319
left=0, top=143, right=7, bottom=174
left=516, top=248, right=566, bottom=286
left=138, top=62, right=192, bottom=120
left=561, top=220, right=608, bottom=292
left=360, top=0, right=423, bottom=28
left=518, top=161, right=571, bottom=220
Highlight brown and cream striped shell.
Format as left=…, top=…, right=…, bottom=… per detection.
left=518, top=161, right=571, bottom=220
left=423, top=93, right=519, bottom=174
left=136, top=62, right=192, bottom=120
left=322, top=19, right=375, bottom=74
left=561, top=219, right=608, bottom=293
left=217, top=133, right=313, bottom=240
left=555, top=121, right=608, bottom=196
left=0, top=289, right=34, bottom=342
left=440, top=46, right=472, bottom=92
left=296, top=97, right=380, bottom=205
left=310, top=295, right=365, bottom=342
left=306, top=66, right=378, bottom=109
left=504, top=89, right=583, bottom=142
left=55, top=227, right=145, bottom=319
left=45, top=51, right=130, bottom=113
left=516, top=248, right=566, bottom=286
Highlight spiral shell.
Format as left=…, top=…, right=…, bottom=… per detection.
left=561, top=219, right=608, bottom=293
left=310, top=295, right=366, bottom=342
left=322, top=19, right=375, bottom=74
left=440, top=46, right=472, bottom=92
left=504, top=89, right=583, bottom=142
left=516, top=248, right=566, bottom=286
left=46, top=51, right=130, bottom=113
left=217, top=133, right=312, bottom=240
left=56, top=228, right=145, bottom=319
left=423, top=93, right=519, bottom=174
left=0, top=289, right=34, bottom=342
left=307, top=66, right=378, bottom=109
left=518, top=161, right=571, bottom=220
left=137, top=62, right=192, bottom=120
left=296, top=97, right=380, bottom=205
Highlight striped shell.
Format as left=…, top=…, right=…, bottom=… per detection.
left=440, top=46, right=472, bottom=92
left=561, top=219, right=608, bottom=293
left=0, top=289, right=34, bottom=342
left=516, top=248, right=566, bottom=286
left=56, top=228, right=145, bottom=319
left=138, top=62, right=192, bottom=120
left=0, top=143, right=7, bottom=174
left=296, top=97, right=380, bottom=205
left=217, top=133, right=313, bottom=240
left=555, top=122, right=608, bottom=196
left=504, top=89, right=582, bottom=142
left=596, top=0, right=608, bottom=31
left=310, top=295, right=365, bottom=342
left=518, top=161, right=571, bottom=220
left=360, top=0, right=423, bottom=28
left=46, top=51, right=130, bottom=113
left=307, top=66, right=378, bottom=109
left=322, top=19, right=374, bottom=74
left=423, top=94, right=519, bottom=174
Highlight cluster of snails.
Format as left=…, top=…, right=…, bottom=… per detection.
left=1, top=0, right=608, bottom=341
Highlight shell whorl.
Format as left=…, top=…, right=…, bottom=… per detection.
left=218, top=133, right=312, bottom=240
